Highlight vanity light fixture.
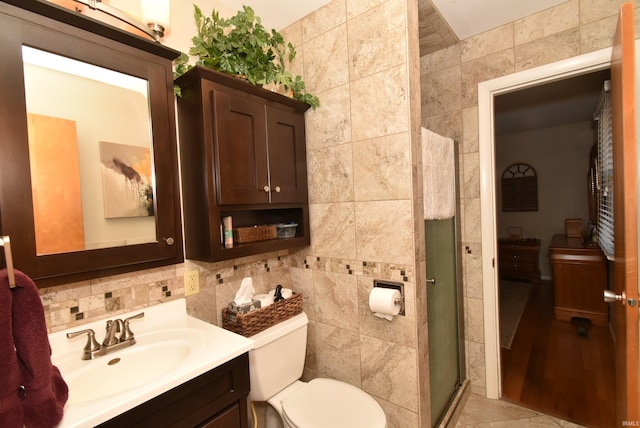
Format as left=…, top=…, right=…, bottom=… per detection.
left=140, top=0, right=170, bottom=40
left=70, top=0, right=170, bottom=42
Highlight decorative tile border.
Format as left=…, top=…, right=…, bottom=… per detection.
left=41, top=252, right=291, bottom=333
left=40, top=249, right=410, bottom=333
left=291, top=254, right=413, bottom=283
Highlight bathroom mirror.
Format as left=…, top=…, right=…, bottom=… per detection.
left=0, top=0, right=183, bottom=286
left=23, top=46, right=157, bottom=255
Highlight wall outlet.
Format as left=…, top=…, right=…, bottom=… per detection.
left=184, top=269, right=199, bottom=296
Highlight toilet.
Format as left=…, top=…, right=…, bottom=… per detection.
left=248, top=312, right=386, bottom=428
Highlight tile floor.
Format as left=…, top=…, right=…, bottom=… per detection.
left=455, top=393, right=586, bottom=427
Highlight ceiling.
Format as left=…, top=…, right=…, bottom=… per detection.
left=430, top=0, right=570, bottom=40
left=494, top=70, right=610, bottom=135
left=217, top=0, right=604, bottom=135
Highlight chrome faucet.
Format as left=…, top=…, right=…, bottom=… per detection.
left=66, top=312, right=145, bottom=360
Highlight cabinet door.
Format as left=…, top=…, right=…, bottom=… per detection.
left=213, top=89, right=269, bottom=205
left=199, top=404, right=241, bottom=428
left=266, top=106, right=308, bottom=204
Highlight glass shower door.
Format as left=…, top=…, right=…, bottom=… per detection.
left=426, top=217, right=463, bottom=426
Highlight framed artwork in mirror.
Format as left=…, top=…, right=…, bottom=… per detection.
left=99, top=141, right=154, bottom=219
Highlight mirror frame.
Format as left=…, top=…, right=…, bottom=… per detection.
left=0, top=0, right=183, bottom=287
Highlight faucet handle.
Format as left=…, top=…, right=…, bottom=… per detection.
left=66, top=328, right=101, bottom=355
left=124, top=312, right=145, bottom=323
left=121, top=312, right=145, bottom=341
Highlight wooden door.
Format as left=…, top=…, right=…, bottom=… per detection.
left=611, top=2, right=640, bottom=423
left=266, top=106, right=308, bottom=204
left=213, top=89, right=269, bottom=205
left=26, top=113, right=85, bottom=255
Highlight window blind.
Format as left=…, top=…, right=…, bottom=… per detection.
left=595, top=80, right=614, bottom=260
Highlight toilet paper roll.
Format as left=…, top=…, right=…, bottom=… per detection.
left=254, top=293, right=274, bottom=308
left=369, top=288, right=402, bottom=321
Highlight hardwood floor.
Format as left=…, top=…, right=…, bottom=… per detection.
left=500, top=280, right=616, bottom=428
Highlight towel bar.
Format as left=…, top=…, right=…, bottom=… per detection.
left=0, top=236, right=15, bottom=288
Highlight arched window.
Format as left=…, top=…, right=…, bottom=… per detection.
left=501, top=163, right=538, bottom=212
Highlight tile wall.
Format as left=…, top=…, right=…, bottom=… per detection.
left=282, top=0, right=425, bottom=426
left=41, top=252, right=293, bottom=331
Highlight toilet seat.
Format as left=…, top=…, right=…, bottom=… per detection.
left=281, top=378, right=386, bottom=428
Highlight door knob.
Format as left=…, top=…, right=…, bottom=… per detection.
left=604, top=289, right=626, bottom=303
left=604, top=290, right=638, bottom=307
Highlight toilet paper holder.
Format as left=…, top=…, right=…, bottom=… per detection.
left=373, top=279, right=405, bottom=316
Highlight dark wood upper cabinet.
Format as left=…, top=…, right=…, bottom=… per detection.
left=213, top=82, right=308, bottom=206
left=0, top=0, right=183, bottom=287
left=175, top=66, right=310, bottom=262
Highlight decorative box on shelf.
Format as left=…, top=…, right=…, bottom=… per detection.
left=233, top=224, right=277, bottom=243
left=222, top=292, right=303, bottom=337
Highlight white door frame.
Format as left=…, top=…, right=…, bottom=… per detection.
left=479, top=47, right=613, bottom=399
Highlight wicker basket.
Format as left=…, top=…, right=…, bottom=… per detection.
left=233, top=224, right=277, bottom=243
left=222, top=292, right=303, bottom=337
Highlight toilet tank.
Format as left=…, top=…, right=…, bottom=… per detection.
left=248, top=312, right=308, bottom=402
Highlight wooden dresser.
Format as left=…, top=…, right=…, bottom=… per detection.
left=498, top=238, right=541, bottom=282
left=549, top=234, right=608, bottom=326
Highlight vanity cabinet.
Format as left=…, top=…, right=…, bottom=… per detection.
left=97, top=352, right=250, bottom=428
left=498, top=238, right=541, bottom=282
left=175, top=66, right=310, bottom=262
left=549, top=234, right=608, bottom=326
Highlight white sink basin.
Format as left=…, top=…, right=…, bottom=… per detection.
left=49, top=299, right=254, bottom=428
left=56, top=328, right=207, bottom=405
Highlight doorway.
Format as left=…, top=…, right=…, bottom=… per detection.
left=478, top=47, right=615, bottom=398
left=491, top=69, right=616, bottom=426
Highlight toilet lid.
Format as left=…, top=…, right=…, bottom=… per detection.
left=281, top=378, right=386, bottom=428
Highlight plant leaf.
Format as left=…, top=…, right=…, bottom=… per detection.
left=179, top=4, right=320, bottom=109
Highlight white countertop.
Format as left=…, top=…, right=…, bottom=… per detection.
left=49, top=298, right=253, bottom=428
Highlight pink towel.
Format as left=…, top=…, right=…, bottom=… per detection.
left=0, top=270, right=22, bottom=427
left=3, top=269, right=68, bottom=427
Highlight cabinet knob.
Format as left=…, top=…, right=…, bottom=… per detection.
left=263, top=185, right=270, bottom=193
left=164, top=237, right=175, bottom=246
left=275, top=186, right=281, bottom=193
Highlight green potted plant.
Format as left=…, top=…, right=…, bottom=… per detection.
left=174, top=5, right=319, bottom=109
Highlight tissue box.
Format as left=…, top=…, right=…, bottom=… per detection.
left=227, top=299, right=261, bottom=314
